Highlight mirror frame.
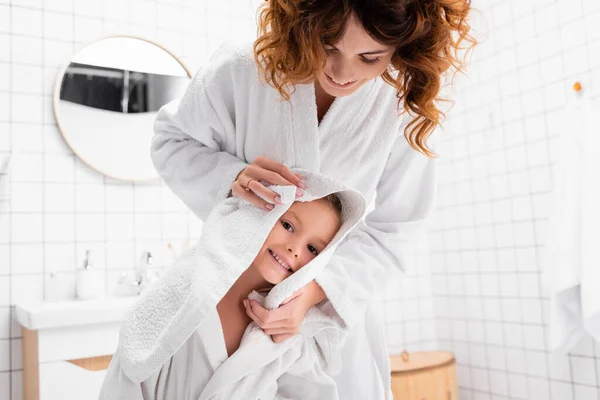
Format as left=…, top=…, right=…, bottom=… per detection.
left=52, top=34, right=193, bottom=182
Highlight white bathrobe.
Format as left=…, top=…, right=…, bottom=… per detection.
left=100, top=169, right=370, bottom=399
left=545, top=92, right=600, bottom=353
left=150, top=42, right=438, bottom=398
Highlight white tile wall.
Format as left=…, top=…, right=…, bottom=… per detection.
left=0, top=0, right=439, bottom=398
left=431, top=0, right=600, bottom=399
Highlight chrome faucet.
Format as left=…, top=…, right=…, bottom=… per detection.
left=135, top=251, right=154, bottom=285
left=115, top=251, right=160, bottom=296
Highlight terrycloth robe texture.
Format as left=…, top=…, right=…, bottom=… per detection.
left=150, top=42, right=438, bottom=399
left=99, top=168, right=371, bottom=399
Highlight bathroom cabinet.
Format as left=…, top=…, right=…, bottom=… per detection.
left=15, top=297, right=136, bottom=400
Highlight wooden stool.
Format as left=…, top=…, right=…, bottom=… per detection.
left=390, top=351, right=457, bottom=400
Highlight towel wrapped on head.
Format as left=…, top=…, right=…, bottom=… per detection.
left=100, top=168, right=367, bottom=399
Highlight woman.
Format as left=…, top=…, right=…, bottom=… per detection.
left=151, top=0, right=475, bottom=397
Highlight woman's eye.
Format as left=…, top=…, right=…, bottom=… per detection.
left=281, top=221, right=293, bottom=231
left=324, top=47, right=337, bottom=54
left=308, top=245, right=318, bottom=256
left=361, top=57, right=380, bottom=65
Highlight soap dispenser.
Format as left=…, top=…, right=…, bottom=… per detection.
left=76, top=249, right=100, bottom=300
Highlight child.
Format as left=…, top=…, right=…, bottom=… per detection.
left=100, top=171, right=370, bottom=400
left=217, top=194, right=343, bottom=356
left=139, top=194, right=343, bottom=399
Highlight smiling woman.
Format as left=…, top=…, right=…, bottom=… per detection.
left=316, top=12, right=395, bottom=95
left=254, top=0, right=475, bottom=156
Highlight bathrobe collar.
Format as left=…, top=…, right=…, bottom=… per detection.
left=288, top=79, right=377, bottom=172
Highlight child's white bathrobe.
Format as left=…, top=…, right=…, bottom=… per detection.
left=149, top=43, right=438, bottom=398
left=99, top=169, right=370, bottom=399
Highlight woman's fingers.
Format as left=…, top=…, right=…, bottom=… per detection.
left=255, top=157, right=306, bottom=189
left=234, top=175, right=303, bottom=212
left=231, top=180, right=273, bottom=210
left=231, top=157, right=307, bottom=211
left=245, top=177, right=285, bottom=206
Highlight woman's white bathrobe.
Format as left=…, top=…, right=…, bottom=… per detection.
left=100, top=170, right=369, bottom=399
left=150, top=43, right=438, bottom=398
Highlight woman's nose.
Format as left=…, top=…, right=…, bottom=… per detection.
left=330, top=60, right=354, bottom=83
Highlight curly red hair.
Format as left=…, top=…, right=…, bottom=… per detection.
left=254, top=0, right=476, bottom=157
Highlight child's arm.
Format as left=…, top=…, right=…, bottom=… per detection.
left=216, top=296, right=253, bottom=357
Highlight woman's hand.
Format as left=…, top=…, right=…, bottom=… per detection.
left=231, top=156, right=306, bottom=211
left=243, top=281, right=327, bottom=343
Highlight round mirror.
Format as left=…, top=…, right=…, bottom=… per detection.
left=53, top=35, right=191, bottom=181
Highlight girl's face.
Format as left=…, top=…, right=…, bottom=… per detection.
left=251, top=200, right=340, bottom=286
left=316, top=13, right=395, bottom=98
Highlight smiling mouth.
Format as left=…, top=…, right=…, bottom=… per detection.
left=268, top=249, right=292, bottom=272
left=324, top=72, right=357, bottom=89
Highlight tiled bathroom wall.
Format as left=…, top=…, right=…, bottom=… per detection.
left=0, top=1, right=437, bottom=399
left=430, top=0, right=600, bottom=399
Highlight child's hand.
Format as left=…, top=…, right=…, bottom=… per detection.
left=244, top=281, right=326, bottom=343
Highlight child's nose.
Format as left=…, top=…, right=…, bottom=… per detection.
left=286, top=247, right=299, bottom=258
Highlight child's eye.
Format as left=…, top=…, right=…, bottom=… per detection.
left=308, top=245, right=318, bottom=256
left=281, top=221, right=293, bottom=231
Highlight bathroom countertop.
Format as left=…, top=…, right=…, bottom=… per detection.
left=14, top=296, right=138, bottom=330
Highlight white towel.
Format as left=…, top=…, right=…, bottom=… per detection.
left=545, top=90, right=600, bottom=353
left=197, top=290, right=343, bottom=400
left=100, top=168, right=367, bottom=398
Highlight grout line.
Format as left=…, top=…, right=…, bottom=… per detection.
left=7, top=0, right=12, bottom=397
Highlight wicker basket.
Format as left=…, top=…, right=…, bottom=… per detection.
left=390, top=351, right=457, bottom=400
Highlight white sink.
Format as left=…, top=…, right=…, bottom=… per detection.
left=15, top=296, right=138, bottom=330
left=14, top=296, right=139, bottom=400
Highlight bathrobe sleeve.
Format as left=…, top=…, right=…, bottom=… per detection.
left=315, top=127, right=439, bottom=328
left=151, top=47, right=249, bottom=221
left=98, top=354, right=144, bottom=400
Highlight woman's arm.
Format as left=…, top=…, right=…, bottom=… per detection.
left=245, top=126, right=438, bottom=336
left=315, top=129, right=439, bottom=328
left=151, top=46, right=249, bottom=221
